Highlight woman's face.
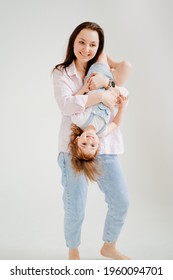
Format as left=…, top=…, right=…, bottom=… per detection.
left=73, top=28, right=99, bottom=63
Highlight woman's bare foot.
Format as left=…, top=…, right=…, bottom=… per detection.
left=100, top=242, right=131, bottom=260
left=69, top=248, right=80, bottom=260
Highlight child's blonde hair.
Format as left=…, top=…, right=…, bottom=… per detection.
left=68, top=124, right=102, bottom=181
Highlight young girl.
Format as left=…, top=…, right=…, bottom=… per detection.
left=69, top=52, right=128, bottom=181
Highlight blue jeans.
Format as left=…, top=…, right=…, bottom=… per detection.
left=58, top=152, right=129, bottom=248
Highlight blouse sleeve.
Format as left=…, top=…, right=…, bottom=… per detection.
left=53, top=69, right=88, bottom=116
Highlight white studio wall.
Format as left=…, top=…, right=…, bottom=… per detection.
left=0, top=0, right=173, bottom=260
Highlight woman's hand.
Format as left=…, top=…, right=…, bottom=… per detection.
left=87, top=72, right=108, bottom=90
left=101, top=90, right=117, bottom=111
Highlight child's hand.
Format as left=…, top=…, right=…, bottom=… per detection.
left=88, top=72, right=108, bottom=90
left=78, top=79, right=90, bottom=95
left=116, top=94, right=128, bottom=108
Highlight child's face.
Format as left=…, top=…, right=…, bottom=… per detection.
left=76, top=131, right=99, bottom=156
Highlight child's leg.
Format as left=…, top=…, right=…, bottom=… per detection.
left=96, top=51, right=109, bottom=65
left=85, top=52, right=109, bottom=81
left=110, top=61, right=132, bottom=86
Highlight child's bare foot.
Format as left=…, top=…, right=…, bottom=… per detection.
left=100, top=242, right=131, bottom=260
left=69, top=248, right=80, bottom=260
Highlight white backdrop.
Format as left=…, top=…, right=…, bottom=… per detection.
left=0, top=0, right=173, bottom=260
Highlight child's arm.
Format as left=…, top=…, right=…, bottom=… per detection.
left=106, top=108, right=124, bottom=135
left=76, top=78, right=91, bottom=95
left=106, top=95, right=128, bottom=135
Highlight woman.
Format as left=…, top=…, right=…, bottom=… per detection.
left=53, top=21, right=131, bottom=260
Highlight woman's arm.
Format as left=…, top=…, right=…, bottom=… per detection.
left=53, top=69, right=88, bottom=116
left=85, top=90, right=116, bottom=111
left=53, top=69, right=116, bottom=116
left=75, top=76, right=117, bottom=111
